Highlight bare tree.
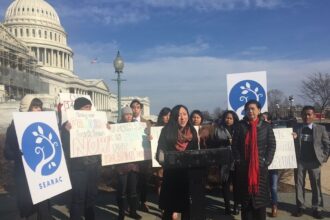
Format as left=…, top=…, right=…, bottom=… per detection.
left=300, top=72, right=330, bottom=114
left=213, top=107, right=223, bottom=120
left=267, top=89, right=285, bottom=118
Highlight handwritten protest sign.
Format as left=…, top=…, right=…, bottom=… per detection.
left=57, top=93, right=95, bottom=124
left=13, top=112, right=71, bottom=204
left=269, top=128, right=297, bottom=170
left=66, top=110, right=109, bottom=158
left=151, top=127, right=163, bottom=167
left=102, top=122, right=151, bottom=166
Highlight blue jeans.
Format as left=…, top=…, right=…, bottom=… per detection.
left=269, top=170, right=278, bottom=205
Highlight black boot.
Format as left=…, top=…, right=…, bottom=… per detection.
left=117, top=197, right=126, bottom=220
left=232, top=203, right=240, bottom=215
left=84, top=206, right=95, bottom=220
left=224, top=202, right=231, bottom=215
left=128, top=196, right=142, bottom=220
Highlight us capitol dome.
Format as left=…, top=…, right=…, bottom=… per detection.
left=0, top=0, right=151, bottom=124
left=4, top=0, right=74, bottom=76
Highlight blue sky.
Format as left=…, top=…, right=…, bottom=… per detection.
left=1, top=0, right=330, bottom=114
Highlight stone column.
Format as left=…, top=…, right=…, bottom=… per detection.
left=43, top=48, right=46, bottom=65
left=36, top=47, right=39, bottom=62
left=62, top=52, right=65, bottom=68
left=64, top=53, right=67, bottom=69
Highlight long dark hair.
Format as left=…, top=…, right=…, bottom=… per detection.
left=164, top=105, right=196, bottom=147
left=220, top=110, right=239, bottom=127
left=157, top=107, right=171, bottom=126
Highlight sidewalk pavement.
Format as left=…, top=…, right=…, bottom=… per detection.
left=282, top=160, right=330, bottom=195
left=1, top=189, right=329, bottom=220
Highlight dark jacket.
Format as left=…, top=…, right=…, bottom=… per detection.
left=156, top=125, right=199, bottom=212
left=4, top=121, right=36, bottom=217
left=213, top=125, right=236, bottom=182
left=293, top=123, right=330, bottom=165
left=232, top=117, right=276, bottom=209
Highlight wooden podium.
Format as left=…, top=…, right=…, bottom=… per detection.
left=163, top=148, right=230, bottom=169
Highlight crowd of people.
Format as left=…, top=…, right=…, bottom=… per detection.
left=3, top=95, right=330, bottom=220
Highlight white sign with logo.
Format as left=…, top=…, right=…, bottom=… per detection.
left=150, top=126, right=163, bottom=168
left=66, top=110, right=109, bottom=158
left=13, top=112, right=71, bottom=204
left=102, top=122, right=151, bottom=166
left=269, top=128, right=297, bottom=170
left=227, top=71, right=268, bottom=119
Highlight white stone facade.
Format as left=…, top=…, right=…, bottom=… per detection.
left=0, top=0, right=150, bottom=122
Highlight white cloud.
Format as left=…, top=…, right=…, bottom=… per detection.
left=142, top=0, right=287, bottom=10
left=142, top=38, right=210, bottom=58
left=71, top=42, right=119, bottom=60
left=239, top=46, right=268, bottom=56
left=54, top=2, right=150, bottom=25
left=51, top=0, right=295, bottom=26
left=72, top=43, right=330, bottom=114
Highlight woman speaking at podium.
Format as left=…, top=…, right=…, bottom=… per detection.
left=156, top=105, right=203, bottom=220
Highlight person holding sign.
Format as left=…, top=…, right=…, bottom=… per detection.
left=156, top=105, right=203, bottom=220
left=115, top=106, right=142, bottom=220
left=60, top=97, right=101, bottom=220
left=130, top=99, right=152, bottom=213
left=4, top=95, right=53, bottom=220
left=232, top=100, right=276, bottom=220
left=292, top=106, right=330, bottom=219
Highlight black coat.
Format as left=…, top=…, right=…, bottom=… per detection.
left=232, top=118, right=276, bottom=209
left=4, top=121, right=37, bottom=217
left=156, top=125, right=199, bottom=212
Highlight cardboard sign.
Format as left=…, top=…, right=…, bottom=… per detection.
left=13, top=112, right=71, bottom=204
left=66, top=110, right=108, bottom=158
left=150, top=126, right=163, bottom=167
left=102, top=122, right=151, bottom=166
left=269, top=128, right=297, bottom=170
left=227, top=71, right=268, bottom=119
left=57, top=93, right=95, bottom=124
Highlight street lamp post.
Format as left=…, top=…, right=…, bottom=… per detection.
left=288, top=95, right=294, bottom=118
left=275, top=103, right=280, bottom=119
left=112, top=51, right=125, bottom=122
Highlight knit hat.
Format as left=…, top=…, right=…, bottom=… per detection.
left=19, top=94, right=36, bottom=112
left=121, top=106, right=133, bottom=115
left=74, top=97, right=92, bottom=110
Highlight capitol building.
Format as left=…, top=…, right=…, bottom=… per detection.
left=0, top=0, right=151, bottom=125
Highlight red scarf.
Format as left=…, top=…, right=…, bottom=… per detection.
left=245, top=118, right=259, bottom=195
left=175, top=127, right=193, bottom=151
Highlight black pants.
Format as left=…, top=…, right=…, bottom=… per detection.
left=15, top=169, right=52, bottom=220
left=189, top=168, right=206, bottom=220
left=138, top=172, right=148, bottom=204
left=138, top=161, right=151, bottom=204
left=117, top=171, right=139, bottom=215
left=222, top=170, right=239, bottom=209
left=69, top=164, right=99, bottom=220
left=241, top=204, right=266, bottom=220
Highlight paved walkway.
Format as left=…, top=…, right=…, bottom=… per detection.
left=1, top=189, right=330, bottom=220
